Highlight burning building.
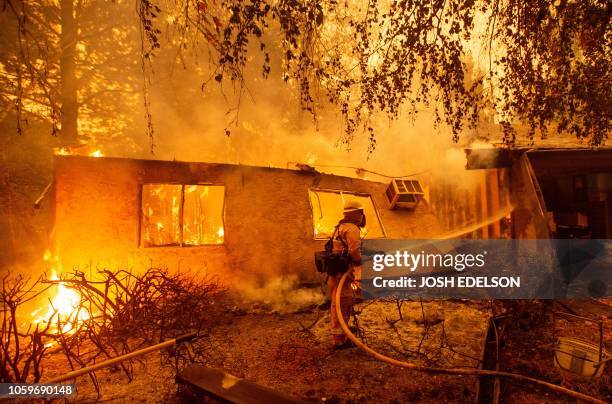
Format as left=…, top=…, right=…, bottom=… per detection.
left=45, top=147, right=610, bottom=287
left=50, top=154, right=445, bottom=283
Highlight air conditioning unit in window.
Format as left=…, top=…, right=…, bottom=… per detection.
left=385, top=179, right=424, bottom=209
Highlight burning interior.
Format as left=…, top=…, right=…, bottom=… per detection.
left=141, top=184, right=225, bottom=247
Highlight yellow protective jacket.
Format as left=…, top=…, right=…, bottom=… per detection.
left=328, top=222, right=362, bottom=298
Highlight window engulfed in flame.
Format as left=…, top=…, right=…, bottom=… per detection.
left=309, top=190, right=385, bottom=239
left=182, top=185, right=225, bottom=246
left=141, top=184, right=225, bottom=247
left=142, top=184, right=182, bottom=246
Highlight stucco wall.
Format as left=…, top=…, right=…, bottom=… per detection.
left=53, top=156, right=442, bottom=283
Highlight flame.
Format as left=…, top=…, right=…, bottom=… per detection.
left=46, top=270, right=90, bottom=333
left=469, top=141, right=495, bottom=150
left=53, top=147, right=104, bottom=157
left=33, top=250, right=91, bottom=335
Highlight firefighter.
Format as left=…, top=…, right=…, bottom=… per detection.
left=328, top=200, right=365, bottom=349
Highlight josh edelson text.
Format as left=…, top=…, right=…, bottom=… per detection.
left=369, top=250, right=521, bottom=289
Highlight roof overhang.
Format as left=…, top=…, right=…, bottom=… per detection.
left=465, top=147, right=612, bottom=172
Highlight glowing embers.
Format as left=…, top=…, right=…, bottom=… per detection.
left=141, top=184, right=225, bottom=247
left=308, top=189, right=385, bottom=239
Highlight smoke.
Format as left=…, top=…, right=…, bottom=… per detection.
left=114, top=13, right=496, bottom=182
left=235, top=275, right=325, bottom=313
left=124, top=39, right=496, bottom=238
left=132, top=75, right=488, bottom=183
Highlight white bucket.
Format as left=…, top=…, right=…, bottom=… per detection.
left=554, top=337, right=607, bottom=378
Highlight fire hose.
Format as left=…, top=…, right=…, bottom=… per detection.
left=43, top=332, right=198, bottom=384
left=0, top=333, right=198, bottom=401
left=334, top=271, right=606, bottom=404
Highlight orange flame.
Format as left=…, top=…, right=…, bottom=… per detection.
left=55, top=147, right=71, bottom=155
left=33, top=250, right=91, bottom=336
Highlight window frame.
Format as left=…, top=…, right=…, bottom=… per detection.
left=307, top=187, right=387, bottom=240
left=138, top=182, right=226, bottom=248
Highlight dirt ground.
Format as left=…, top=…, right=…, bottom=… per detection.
left=34, top=298, right=610, bottom=403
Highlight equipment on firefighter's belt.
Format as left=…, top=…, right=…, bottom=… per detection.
left=315, top=224, right=352, bottom=276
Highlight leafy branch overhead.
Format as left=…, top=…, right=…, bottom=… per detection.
left=2, top=0, right=145, bottom=149
left=139, top=0, right=610, bottom=147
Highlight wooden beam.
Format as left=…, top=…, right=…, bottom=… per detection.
left=177, top=365, right=305, bottom=404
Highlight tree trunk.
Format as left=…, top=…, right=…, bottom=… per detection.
left=59, top=0, right=78, bottom=146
